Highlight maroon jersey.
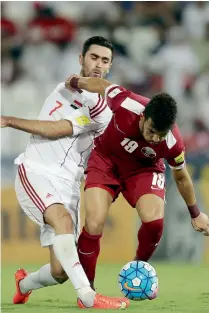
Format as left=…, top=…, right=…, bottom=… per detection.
left=93, top=84, right=185, bottom=179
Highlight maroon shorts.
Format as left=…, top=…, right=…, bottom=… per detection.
left=85, top=150, right=165, bottom=207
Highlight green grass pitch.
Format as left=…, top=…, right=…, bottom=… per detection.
left=1, top=263, right=209, bottom=313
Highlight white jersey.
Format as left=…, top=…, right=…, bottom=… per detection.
left=15, top=83, right=112, bottom=181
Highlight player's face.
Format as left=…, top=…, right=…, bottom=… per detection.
left=140, top=117, right=168, bottom=144
left=79, top=44, right=112, bottom=78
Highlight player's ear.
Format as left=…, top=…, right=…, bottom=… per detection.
left=79, top=54, right=83, bottom=66
left=140, top=114, right=146, bottom=125
left=105, top=63, right=112, bottom=75
left=109, top=62, right=112, bottom=71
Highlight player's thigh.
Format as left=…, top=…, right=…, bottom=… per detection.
left=84, top=187, right=113, bottom=234
left=123, top=171, right=165, bottom=222
left=49, top=245, right=68, bottom=283
left=15, top=164, right=63, bottom=227
left=84, top=150, right=121, bottom=233
left=15, top=164, right=73, bottom=244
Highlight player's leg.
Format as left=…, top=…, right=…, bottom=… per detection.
left=15, top=166, right=128, bottom=308
left=135, top=194, right=164, bottom=261
left=35, top=202, right=128, bottom=308
left=77, top=150, right=120, bottom=287
left=49, top=245, right=68, bottom=283
left=78, top=187, right=113, bottom=288
left=14, top=166, right=94, bottom=306
left=18, top=247, right=67, bottom=297
left=123, top=172, right=165, bottom=261
left=44, top=203, right=97, bottom=306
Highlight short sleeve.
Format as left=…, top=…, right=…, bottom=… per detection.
left=104, top=84, right=150, bottom=113
left=64, top=105, right=112, bottom=136
left=165, top=126, right=186, bottom=170
left=64, top=107, right=98, bottom=135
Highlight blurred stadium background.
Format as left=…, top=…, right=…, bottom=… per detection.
left=1, top=1, right=209, bottom=268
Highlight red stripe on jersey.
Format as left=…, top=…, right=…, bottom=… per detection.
left=90, top=99, right=105, bottom=118
left=18, top=165, right=46, bottom=212
left=74, top=100, right=82, bottom=107
left=91, top=102, right=107, bottom=119
left=49, top=101, right=63, bottom=116
left=89, top=95, right=101, bottom=113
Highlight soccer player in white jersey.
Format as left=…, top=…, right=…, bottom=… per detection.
left=0, top=36, right=129, bottom=309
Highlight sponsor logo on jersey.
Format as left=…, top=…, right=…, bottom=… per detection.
left=141, top=147, right=156, bottom=158
left=174, top=151, right=185, bottom=163
left=75, top=116, right=90, bottom=126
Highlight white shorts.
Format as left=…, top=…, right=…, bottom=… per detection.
left=15, top=163, right=81, bottom=247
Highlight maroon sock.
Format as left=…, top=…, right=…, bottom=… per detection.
left=77, top=227, right=102, bottom=282
left=135, top=219, right=164, bottom=261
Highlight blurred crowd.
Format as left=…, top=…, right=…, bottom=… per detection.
left=1, top=1, right=209, bottom=155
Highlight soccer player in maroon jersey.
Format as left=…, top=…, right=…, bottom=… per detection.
left=66, top=75, right=209, bottom=289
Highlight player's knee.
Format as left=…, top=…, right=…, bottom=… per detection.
left=144, top=207, right=164, bottom=223
left=85, top=219, right=105, bottom=235
left=51, top=267, right=68, bottom=284
left=136, top=195, right=164, bottom=223
left=44, top=204, right=73, bottom=234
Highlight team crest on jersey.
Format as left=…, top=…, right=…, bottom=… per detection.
left=141, top=147, right=156, bottom=158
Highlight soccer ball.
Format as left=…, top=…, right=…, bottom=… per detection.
left=118, top=261, right=158, bottom=301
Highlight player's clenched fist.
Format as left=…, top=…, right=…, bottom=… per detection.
left=65, top=74, right=80, bottom=92
left=0, top=116, right=10, bottom=128
left=191, top=212, right=209, bottom=236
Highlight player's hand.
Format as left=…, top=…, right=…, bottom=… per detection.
left=0, top=116, right=9, bottom=128
left=191, top=212, right=209, bottom=236
left=65, top=74, right=81, bottom=92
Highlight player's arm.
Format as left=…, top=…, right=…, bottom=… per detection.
left=0, top=115, right=73, bottom=139
left=169, top=160, right=209, bottom=236
left=172, top=166, right=209, bottom=236
left=172, top=166, right=197, bottom=214
left=66, top=76, right=111, bottom=98
left=166, top=127, right=209, bottom=235
left=65, top=75, right=149, bottom=113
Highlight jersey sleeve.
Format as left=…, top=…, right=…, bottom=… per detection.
left=165, top=125, right=186, bottom=170
left=104, top=84, right=150, bottom=113
left=64, top=106, right=111, bottom=136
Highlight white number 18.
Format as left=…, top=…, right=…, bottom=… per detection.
left=152, top=172, right=165, bottom=189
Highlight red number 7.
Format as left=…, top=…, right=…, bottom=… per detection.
left=49, top=101, right=63, bottom=116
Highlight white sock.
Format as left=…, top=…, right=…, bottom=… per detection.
left=53, top=234, right=96, bottom=307
left=19, top=264, right=58, bottom=294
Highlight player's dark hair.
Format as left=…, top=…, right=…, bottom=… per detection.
left=144, top=92, right=177, bottom=132
left=82, top=36, right=114, bottom=60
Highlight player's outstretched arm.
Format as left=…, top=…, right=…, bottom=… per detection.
left=65, top=75, right=112, bottom=98
left=172, top=166, right=209, bottom=236
left=0, top=115, right=73, bottom=139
